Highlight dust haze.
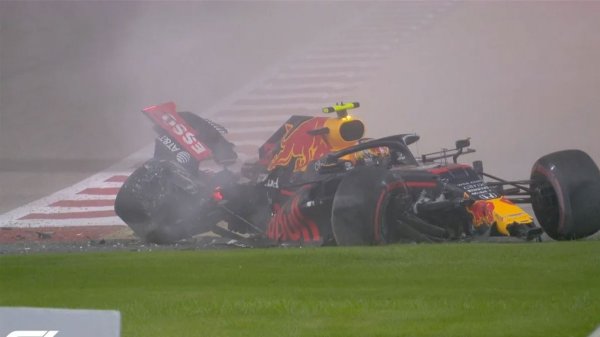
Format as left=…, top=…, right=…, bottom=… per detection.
left=0, top=1, right=362, bottom=211
left=1, top=1, right=599, bottom=211
left=359, top=2, right=600, bottom=180
left=0, top=1, right=361, bottom=163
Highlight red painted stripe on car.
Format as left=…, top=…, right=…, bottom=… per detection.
left=308, top=220, right=321, bottom=242
left=279, top=189, right=295, bottom=197
left=386, top=181, right=407, bottom=191
left=427, top=164, right=471, bottom=175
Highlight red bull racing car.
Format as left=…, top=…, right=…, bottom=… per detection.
left=114, top=102, right=600, bottom=246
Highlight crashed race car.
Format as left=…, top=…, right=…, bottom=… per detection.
left=114, top=101, right=600, bottom=246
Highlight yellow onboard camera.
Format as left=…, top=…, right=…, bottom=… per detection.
left=322, top=102, right=360, bottom=119
left=320, top=102, right=364, bottom=151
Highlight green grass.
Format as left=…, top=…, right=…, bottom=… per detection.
left=1, top=242, right=600, bottom=337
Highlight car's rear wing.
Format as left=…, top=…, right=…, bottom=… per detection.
left=142, top=102, right=213, bottom=162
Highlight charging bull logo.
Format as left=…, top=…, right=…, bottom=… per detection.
left=268, top=117, right=332, bottom=172
left=267, top=192, right=321, bottom=242
left=468, top=200, right=496, bottom=226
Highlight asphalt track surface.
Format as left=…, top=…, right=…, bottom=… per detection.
left=1, top=2, right=600, bottom=252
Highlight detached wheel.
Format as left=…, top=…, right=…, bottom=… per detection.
left=331, top=166, right=408, bottom=245
left=530, top=150, right=600, bottom=240
left=115, top=159, right=220, bottom=244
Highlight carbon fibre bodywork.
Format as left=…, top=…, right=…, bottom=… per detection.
left=115, top=102, right=600, bottom=245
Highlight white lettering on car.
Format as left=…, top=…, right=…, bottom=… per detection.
left=159, top=113, right=207, bottom=155
left=191, top=143, right=206, bottom=154
left=158, top=135, right=180, bottom=152
left=183, top=131, right=195, bottom=145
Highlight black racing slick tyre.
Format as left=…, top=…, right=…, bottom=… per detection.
left=331, top=166, right=408, bottom=246
left=530, top=150, right=600, bottom=240
left=114, top=159, right=221, bottom=244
